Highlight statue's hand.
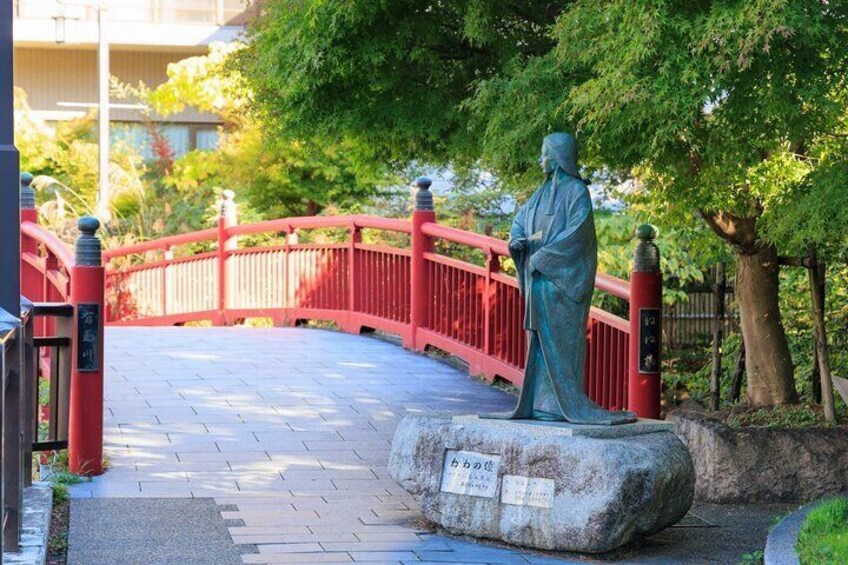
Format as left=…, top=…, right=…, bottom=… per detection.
left=508, top=237, right=527, bottom=253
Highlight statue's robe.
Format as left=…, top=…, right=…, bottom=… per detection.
left=508, top=169, right=601, bottom=421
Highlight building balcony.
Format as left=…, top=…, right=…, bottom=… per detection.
left=14, top=0, right=255, bottom=50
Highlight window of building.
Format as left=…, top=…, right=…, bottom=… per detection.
left=195, top=128, right=219, bottom=151
left=110, top=122, right=218, bottom=160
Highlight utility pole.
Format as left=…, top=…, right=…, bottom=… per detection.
left=97, top=1, right=110, bottom=221
left=0, top=0, right=21, bottom=317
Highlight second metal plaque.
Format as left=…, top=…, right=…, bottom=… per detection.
left=500, top=475, right=555, bottom=508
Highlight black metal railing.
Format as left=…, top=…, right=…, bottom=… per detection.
left=29, top=302, right=73, bottom=456
left=1, top=304, right=24, bottom=552
left=0, top=299, right=74, bottom=553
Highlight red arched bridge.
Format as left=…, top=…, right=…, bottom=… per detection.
left=17, top=176, right=662, bottom=485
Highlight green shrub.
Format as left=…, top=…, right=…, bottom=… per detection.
left=52, top=483, right=69, bottom=505
left=797, top=498, right=848, bottom=565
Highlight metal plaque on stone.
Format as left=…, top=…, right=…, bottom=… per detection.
left=500, top=475, right=555, bottom=508
left=440, top=450, right=500, bottom=498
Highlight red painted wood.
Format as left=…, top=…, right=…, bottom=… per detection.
left=628, top=270, right=663, bottom=419
left=410, top=209, right=436, bottom=347
left=98, top=212, right=656, bottom=414
left=21, top=214, right=110, bottom=476
left=102, top=228, right=218, bottom=259
left=21, top=222, right=75, bottom=271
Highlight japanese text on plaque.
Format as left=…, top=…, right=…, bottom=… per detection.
left=439, top=450, right=500, bottom=498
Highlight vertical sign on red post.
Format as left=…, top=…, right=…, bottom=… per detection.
left=68, top=216, right=106, bottom=476
left=628, top=224, right=663, bottom=420
left=409, top=177, right=435, bottom=351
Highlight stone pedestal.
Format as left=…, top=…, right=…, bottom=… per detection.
left=388, top=415, right=694, bottom=553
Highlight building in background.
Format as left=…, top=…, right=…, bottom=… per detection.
left=13, top=0, right=254, bottom=159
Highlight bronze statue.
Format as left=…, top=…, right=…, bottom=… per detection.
left=495, top=133, right=637, bottom=425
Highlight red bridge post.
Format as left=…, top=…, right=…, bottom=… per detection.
left=628, top=225, right=663, bottom=419
left=348, top=221, right=361, bottom=321
left=217, top=190, right=237, bottom=325
left=409, top=177, right=434, bottom=350
left=68, top=216, right=105, bottom=476
left=20, top=174, right=41, bottom=321
left=19, top=172, right=36, bottom=225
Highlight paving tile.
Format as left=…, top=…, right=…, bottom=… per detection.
left=232, top=533, right=359, bottom=545
left=258, top=542, right=326, bottom=554
left=242, top=553, right=353, bottom=564
left=176, top=451, right=271, bottom=463
left=348, top=551, right=420, bottom=562
left=91, top=327, right=527, bottom=564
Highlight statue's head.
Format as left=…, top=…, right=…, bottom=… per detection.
left=540, top=132, right=580, bottom=179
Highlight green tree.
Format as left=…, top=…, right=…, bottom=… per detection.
left=135, top=41, right=390, bottom=217
left=240, top=0, right=848, bottom=406
left=15, top=87, right=145, bottom=230
left=238, top=1, right=561, bottom=174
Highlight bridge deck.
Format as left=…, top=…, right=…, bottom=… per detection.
left=70, top=327, right=570, bottom=564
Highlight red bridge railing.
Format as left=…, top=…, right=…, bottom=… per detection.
left=19, top=173, right=106, bottom=477
left=104, top=179, right=664, bottom=418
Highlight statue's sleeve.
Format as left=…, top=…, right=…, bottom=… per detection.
left=509, top=204, right=528, bottom=295
left=528, top=185, right=596, bottom=302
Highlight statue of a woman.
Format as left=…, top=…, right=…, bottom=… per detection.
left=499, top=133, right=636, bottom=425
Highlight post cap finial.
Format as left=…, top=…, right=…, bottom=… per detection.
left=633, top=224, right=660, bottom=272
left=219, top=189, right=236, bottom=217
left=414, top=177, right=434, bottom=211
left=20, top=172, right=36, bottom=209
left=78, top=215, right=101, bottom=235
left=76, top=216, right=102, bottom=266
left=636, top=224, right=658, bottom=241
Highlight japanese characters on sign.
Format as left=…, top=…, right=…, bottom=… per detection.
left=500, top=475, right=555, bottom=508
left=638, top=307, right=661, bottom=373
left=440, top=450, right=501, bottom=498
left=77, top=303, right=99, bottom=372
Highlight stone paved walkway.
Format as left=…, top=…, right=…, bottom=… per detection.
left=70, top=327, right=570, bottom=564
left=68, top=327, right=786, bottom=565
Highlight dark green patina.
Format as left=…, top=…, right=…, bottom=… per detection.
left=490, top=133, right=636, bottom=425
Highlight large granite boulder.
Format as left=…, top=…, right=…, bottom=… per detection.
left=670, top=410, right=848, bottom=503
left=388, top=415, right=694, bottom=553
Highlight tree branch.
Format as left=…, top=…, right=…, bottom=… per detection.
left=699, top=209, right=759, bottom=252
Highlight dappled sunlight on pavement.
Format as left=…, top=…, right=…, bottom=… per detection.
left=70, top=327, right=576, bottom=564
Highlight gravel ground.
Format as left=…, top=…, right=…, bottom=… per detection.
left=67, top=498, right=243, bottom=565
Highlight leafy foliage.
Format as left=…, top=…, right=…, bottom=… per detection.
left=551, top=0, right=848, bottom=258
left=241, top=0, right=848, bottom=406
left=797, top=497, right=848, bottom=565
left=239, top=1, right=561, bottom=173
left=15, top=87, right=146, bottom=232
left=256, top=0, right=840, bottom=250
left=240, top=0, right=848, bottom=253
left=134, top=42, right=393, bottom=219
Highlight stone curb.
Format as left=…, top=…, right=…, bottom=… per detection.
left=764, top=495, right=847, bottom=565
left=3, top=482, right=53, bottom=565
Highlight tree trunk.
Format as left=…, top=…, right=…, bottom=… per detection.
left=729, top=339, right=746, bottom=402
left=305, top=200, right=320, bottom=216
left=808, top=257, right=836, bottom=422
left=710, top=261, right=726, bottom=411
left=735, top=245, right=797, bottom=405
